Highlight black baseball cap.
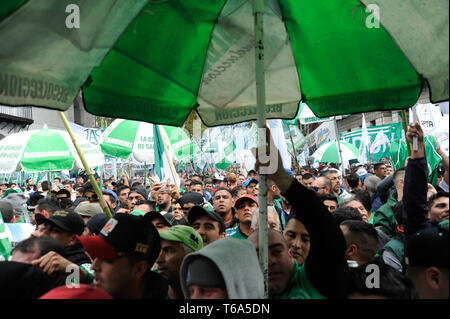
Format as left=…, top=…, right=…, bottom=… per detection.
left=147, top=211, right=177, bottom=227
left=36, top=210, right=85, bottom=236
left=179, top=192, right=204, bottom=207
left=78, top=214, right=161, bottom=265
left=406, top=224, right=449, bottom=268
left=188, top=205, right=225, bottom=234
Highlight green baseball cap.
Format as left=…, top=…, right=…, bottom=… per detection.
left=159, top=225, right=203, bottom=251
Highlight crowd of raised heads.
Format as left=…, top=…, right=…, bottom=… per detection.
left=0, top=123, right=448, bottom=300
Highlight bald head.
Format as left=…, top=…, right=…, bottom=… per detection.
left=248, top=227, right=286, bottom=249
left=248, top=228, right=294, bottom=295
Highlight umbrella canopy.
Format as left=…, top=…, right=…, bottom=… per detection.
left=100, top=119, right=156, bottom=163
left=0, top=0, right=447, bottom=126
left=0, top=126, right=104, bottom=173
left=100, top=119, right=197, bottom=164
left=312, top=140, right=360, bottom=164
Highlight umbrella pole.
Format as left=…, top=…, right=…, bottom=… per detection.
left=288, top=127, right=300, bottom=172
left=254, top=0, right=268, bottom=299
left=333, top=117, right=345, bottom=176
left=58, top=112, right=112, bottom=218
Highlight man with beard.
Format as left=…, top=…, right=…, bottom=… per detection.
left=212, top=188, right=238, bottom=231
left=156, top=225, right=203, bottom=299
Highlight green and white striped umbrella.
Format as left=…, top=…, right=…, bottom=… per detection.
left=0, top=126, right=105, bottom=174
left=100, top=119, right=156, bottom=163
left=100, top=119, right=197, bottom=164
left=312, top=140, right=360, bottom=164
left=0, top=0, right=447, bottom=126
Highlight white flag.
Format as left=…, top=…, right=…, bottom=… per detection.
left=358, top=114, right=371, bottom=164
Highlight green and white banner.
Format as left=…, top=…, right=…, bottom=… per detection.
left=341, top=123, right=403, bottom=163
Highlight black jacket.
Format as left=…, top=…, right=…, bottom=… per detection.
left=402, top=157, right=436, bottom=235
left=282, top=179, right=348, bottom=299
left=62, top=241, right=92, bottom=266
left=142, top=271, right=169, bottom=299
left=51, top=241, right=92, bottom=287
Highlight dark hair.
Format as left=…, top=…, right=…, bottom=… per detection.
left=0, top=201, right=14, bottom=223
left=346, top=173, right=361, bottom=189
left=190, top=180, right=203, bottom=187
left=427, top=191, right=449, bottom=210
left=302, top=173, right=313, bottom=180
left=62, top=180, right=72, bottom=186
left=56, top=189, right=71, bottom=198
left=117, top=185, right=131, bottom=195
left=374, top=163, right=386, bottom=170
left=41, top=181, right=51, bottom=191
left=352, top=189, right=372, bottom=213
left=12, top=236, right=64, bottom=257
left=131, top=181, right=143, bottom=188
left=58, top=198, right=73, bottom=210
left=204, top=178, right=213, bottom=185
left=214, top=187, right=232, bottom=197
left=346, top=259, right=420, bottom=299
left=28, top=192, right=45, bottom=207
left=332, top=206, right=363, bottom=225
left=319, top=193, right=339, bottom=205
left=231, top=185, right=245, bottom=198
left=36, top=197, right=59, bottom=215
left=340, top=220, right=378, bottom=263
left=191, top=174, right=203, bottom=181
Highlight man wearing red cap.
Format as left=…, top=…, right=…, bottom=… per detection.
left=77, top=213, right=168, bottom=299
left=226, top=194, right=259, bottom=239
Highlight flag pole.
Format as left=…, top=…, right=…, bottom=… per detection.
left=333, top=117, right=345, bottom=176
left=58, top=112, right=112, bottom=218
left=156, top=125, right=177, bottom=186
left=254, top=0, right=268, bottom=299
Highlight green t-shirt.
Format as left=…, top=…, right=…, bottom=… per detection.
left=271, top=260, right=325, bottom=299
left=226, top=223, right=248, bottom=239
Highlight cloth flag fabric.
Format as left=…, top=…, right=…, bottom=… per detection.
left=389, top=136, right=442, bottom=185
left=358, top=114, right=371, bottom=164
left=0, top=213, right=11, bottom=261
left=269, top=119, right=291, bottom=170
left=153, top=125, right=180, bottom=188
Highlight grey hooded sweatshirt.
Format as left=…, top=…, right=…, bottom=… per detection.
left=180, top=237, right=264, bottom=299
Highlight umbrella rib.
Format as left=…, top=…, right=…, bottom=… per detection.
left=112, top=47, right=219, bottom=108
left=202, top=38, right=290, bottom=110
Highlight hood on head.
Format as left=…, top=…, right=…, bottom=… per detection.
left=179, top=237, right=264, bottom=299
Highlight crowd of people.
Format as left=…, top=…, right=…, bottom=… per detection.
left=0, top=123, right=448, bottom=299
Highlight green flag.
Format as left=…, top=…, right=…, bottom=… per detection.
left=0, top=212, right=12, bottom=261
left=153, top=125, right=165, bottom=182
left=389, top=136, right=442, bottom=185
